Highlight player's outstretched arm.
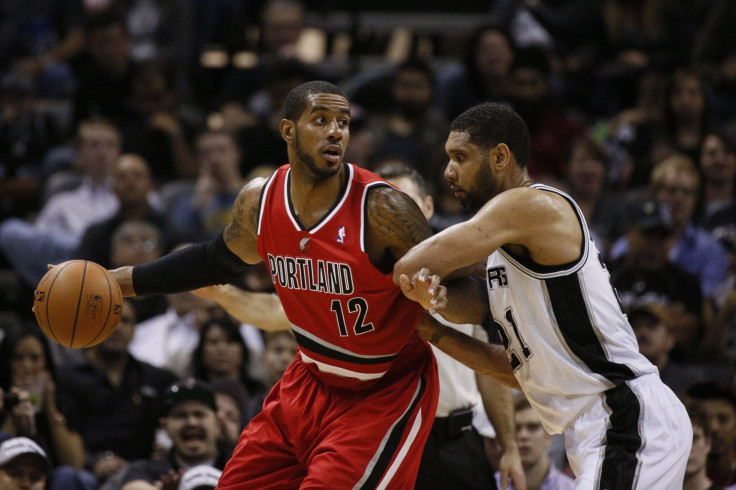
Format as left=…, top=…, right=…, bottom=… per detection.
left=110, top=178, right=266, bottom=297
left=418, top=313, right=520, bottom=390
left=192, top=284, right=291, bottom=332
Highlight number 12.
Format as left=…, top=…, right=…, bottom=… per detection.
left=331, top=298, right=375, bottom=336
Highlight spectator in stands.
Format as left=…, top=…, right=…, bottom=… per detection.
left=166, top=130, right=243, bottom=242
left=218, top=60, right=309, bottom=175
left=562, top=137, right=618, bottom=252
left=0, top=117, right=120, bottom=286
left=0, top=0, right=85, bottom=99
left=658, top=69, right=713, bottom=164
left=628, top=302, right=728, bottom=395
left=114, top=0, right=194, bottom=94
left=699, top=132, right=736, bottom=233
left=683, top=407, right=720, bottom=490
left=364, top=59, right=449, bottom=208
left=0, top=328, right=84, bottom=470
left=594, top=68, right=670, bottom=191
left=609, top=198, right=703, bottom=360
left=0, top=73, right=64, bottom=220
left=591, top=0, right=693, bottom=117
left=686, top=381, right=736, bottom=488
left=611, top=155, right=729, bottom=300
left=108, top=219, right=168, bottom=323
left=119, top=64, right=199, bottom=181
left=509, top=45, right=588, bottom=182
left=495, top=393, right=574, bottom=490
left=192, top=317, right=265, bottom=400
left=436, top=24, right=515, bottom=121
left=0, top=436, right=51, bottom=490
left=210, top=378, right=250, bottom=454
left=75, top=153, right=169, bottom=269
left=105, top=378, right=229, bottom=490
left=127, top=248, right=214, bottom=376
left=72, top=9, right=140, bottom=126
left=57, top=299, right=177, bottom=485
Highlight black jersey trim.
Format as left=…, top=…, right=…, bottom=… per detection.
left=292, top=329, right=398, bottom=365
left=546, top=273, right=636, bottom=386
left=498, top=184, right=589, bottom=278
left=356, top=375, right=427, bottom=489
left=285, top=163, right=353, bottom=232
left=596, top=383, right=643, bottom=489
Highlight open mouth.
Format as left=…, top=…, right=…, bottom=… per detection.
left=322, top=146, right=342, bottom=163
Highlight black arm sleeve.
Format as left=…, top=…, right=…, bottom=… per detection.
left=132, top=233, right=249, bottom=296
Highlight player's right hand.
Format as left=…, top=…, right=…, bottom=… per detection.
left=399, top=268, right=447, bottom=314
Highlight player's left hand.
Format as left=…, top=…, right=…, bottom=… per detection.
left=498, top=444, right=526, bottom=490
left=398, top=268, right=446, bottom=314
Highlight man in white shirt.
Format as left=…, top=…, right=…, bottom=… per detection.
left=0, top=117, right=120, bottom=285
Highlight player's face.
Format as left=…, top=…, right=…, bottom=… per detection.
left=165, top=400, right=219, bottom=463
left=515, top=407, right=551, bottom=467
left=444, top=131, right=499, bottom=212
left=292, top=93, right=350, bottom=179
left=686, top=423, right=710, bottom=477
left=0, top=456, right=47, bottom=490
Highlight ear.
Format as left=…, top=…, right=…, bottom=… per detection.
left=493, top=143, right=512, bottom=169
left=423, top=194, right=435, bottom=220
left=280, top=119, right=295, bottom=143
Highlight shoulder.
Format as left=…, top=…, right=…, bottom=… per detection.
left=365, top=184, right=429, bottom=232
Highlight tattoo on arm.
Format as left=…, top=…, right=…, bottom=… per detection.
left=369, top=187, right=432, bottom=248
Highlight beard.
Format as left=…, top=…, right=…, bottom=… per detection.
left=460, top=154, right=497, bottom=212
left=295, top=130, right=341, bottom=179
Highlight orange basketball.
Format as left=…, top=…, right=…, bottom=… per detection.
left=33, top=260, right=123, bottom=348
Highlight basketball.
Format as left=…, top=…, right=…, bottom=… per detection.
left=33, top=260, right=123, bottom=348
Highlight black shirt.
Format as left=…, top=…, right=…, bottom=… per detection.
left=58, top=354, right=176, bottom=462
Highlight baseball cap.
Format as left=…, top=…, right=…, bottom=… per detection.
left=627, top=303, right=672, bottom=331
left=626, top=198, right=674, bottom=233
left=0, top=437, right=51, bottom=471
left=178, top=465, right=222, bottom=490
left=164, top=378, right=217, bottom=415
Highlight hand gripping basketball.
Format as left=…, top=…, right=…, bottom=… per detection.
left=33, top=260, right=123, bottom=348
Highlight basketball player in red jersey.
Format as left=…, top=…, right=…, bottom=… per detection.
left=109, top=81, right=440, bottom=489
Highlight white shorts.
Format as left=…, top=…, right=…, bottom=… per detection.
left=564, top=374, right=691, bottom=490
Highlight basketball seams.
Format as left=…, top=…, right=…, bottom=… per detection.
left=69, top=261, right=88, bottom=348
left=35, top=259, right=122, bottom=349
left=43, top=261, right=76, bottom=345
left=83, top=262, right=114, bottom=348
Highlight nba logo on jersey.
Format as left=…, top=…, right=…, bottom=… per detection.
left=337, top=226, right=346, bottom=243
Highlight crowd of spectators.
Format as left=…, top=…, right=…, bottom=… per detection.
left=2, top=0, right=736, bottom=488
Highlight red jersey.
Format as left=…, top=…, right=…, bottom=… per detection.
left=256, top=163, right=426, bottom=389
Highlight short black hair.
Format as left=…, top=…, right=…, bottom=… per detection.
left=283, top=81, right=347, bottom=121
left=450, top=102, right=531, bottom=168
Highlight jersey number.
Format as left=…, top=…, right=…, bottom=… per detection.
left=331, top=298, right=375, bottom=337
left=494, top=308, right=532, bottom=371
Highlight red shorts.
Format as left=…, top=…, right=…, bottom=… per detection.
left=217, top=344, right=438, bottom=489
